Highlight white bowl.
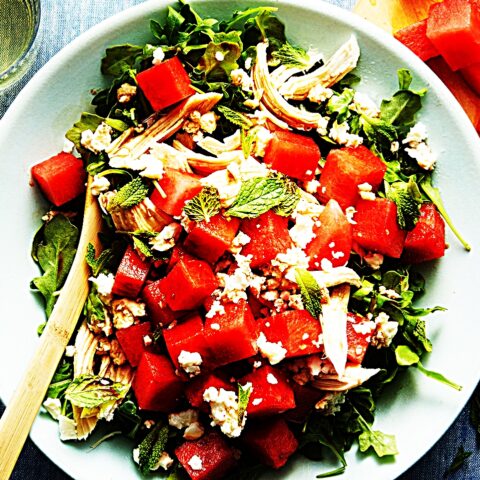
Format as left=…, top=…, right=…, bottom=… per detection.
left=0, top=1, right=479, bottom=479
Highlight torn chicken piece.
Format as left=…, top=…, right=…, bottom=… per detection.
left=253, top=42, right=326, bottom=130
left=279, top=36, right=361, bottom=101
left=106, top=93, right=222, bottom=165
left=312, top=364, right=380, bottom=392
left=196, top=130, right=241, bottom=156
left=173, top=140, right=245, bottom=175
left=270, top=51, right=324, bottom=89
left=101, top=194, right=172, bottom=233
left=147, top=142, right=192, bottom=173
left=319, top=284, right=350, bottom=377
left=73, top=322, right=99, bottom=378
left=309, top=267, right=361, bottom=289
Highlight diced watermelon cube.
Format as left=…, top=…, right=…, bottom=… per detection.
left=150, top=168, right=203, bottom=216
left=240, top=211, right=292, bottom=269
left=402, top=203, right=446, bottom=264
left=133, top=352, right=184, bottom=411
left=116, top=321, right=153, bottom=367
left=184, top=214, right=241, bottom=264
left=259, top=310, right=323, bottom=359
left=31, top=152, right=86, bottom=207
left=185, top=373, right=233, bottom=411
left=162, top=257, right=218, bottom=311
left=163, top=313, right=210, bottom=373
left=242, top=418, right=298, bottom=469
left=428, top=57, right=480, bottom=132
left=461, top=63, right=480, bottom=96
left=426, top=0, right=480, bottom=71
left=175, top=431, right=237, bottom=480
left=112, top=245, right=151, bottom=298
left=305, top=199, right=352, bottom=269
left=353, top=198, right=406, bottom=258
left=347, top=313, right=374, bottom=364
left=264, top=130, right=321, bottom=181
left=204, top=301, right=258, bottom=367
left=318, top=145, right=387, bottom=210
left=142, top=279, right=177, bottom=327
left=394, top=19, right=439, bottom=61
left=239, top=365, right=295, bottom=417
left=285, top=382, right=325, bottom=423
left=168, top=245, right=194, bottom=272
left=136, top=57, right=194, bottom=111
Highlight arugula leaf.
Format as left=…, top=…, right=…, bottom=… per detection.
left=295, top=268, right=322, bottom=318
left=446, top=446, right=472, bottom=474
left=238, top=383, right=252, bottom=425
left=65, top=112, right=128, bottom=149
left=107, top=177, right=149, bottom=212
left=31, top=215, right=79, bottom=317
left=137, top=423, right=170, bottom=475
left=360, top=115, right=398, bottom=159
left=85, top=243, right=116, bottom=277
left=222, top=6, right=277, bottom=32
left=84, top=285, right=106, bottom=328
left=358, top=429, right=399, bottom=457
left=217, top=105, right=253, bottom=129
left=101, top=44, right=144, bottom=76
left=385, top=177, right=422, bottom=230
left=132, top=236, right=153, bottom=258
left=46, top=359, right=73, bottom=399
left=420, top=175, right=471, bottom=251
left=226, top=174, right=297, bottom=219
left=327, top=89, right=355, bottom=122
left=183, top=186, right=221, bottom=222
left=271, top=41, right=310, bottom=68
left=255, top=10, right=286, bottom=53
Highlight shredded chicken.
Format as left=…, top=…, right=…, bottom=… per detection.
left=312, top=364, right=380, bottom=392
left=196, top=130, right=241, bottom=156
left=279, top=36, right=361, bottom=101
left=309, top=267, right=361, bottom=289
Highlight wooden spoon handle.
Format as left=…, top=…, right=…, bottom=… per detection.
left=0, top=185, right=102, bottom=478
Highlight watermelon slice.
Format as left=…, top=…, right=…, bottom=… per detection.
left=394, top=19, right=439, bottom=61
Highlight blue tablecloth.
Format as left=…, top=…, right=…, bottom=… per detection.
left=0, top=1, right=478, bottom=479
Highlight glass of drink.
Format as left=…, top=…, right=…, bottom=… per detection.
left=0, top=0, right=41, bottom=90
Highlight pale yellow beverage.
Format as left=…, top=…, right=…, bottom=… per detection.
left=0, top=0, right=40, bottom=89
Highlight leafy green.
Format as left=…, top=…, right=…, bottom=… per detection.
left=85, top=243, right=116, bottom=277
left=31, top=215, right=79, bottom=317
left=358, top=429, right=398, bottom=457
left=273, top=178, right=301, bottom=216
left=385, top=177, right=423, bottom=230
left=254, top=10, right=286, bottom=53
left=137, top=423, right=170, bottom=475
left=227, top=174, right=300, bottom=219
left=65, top=375, right=130, bottom=418
left=360, top=115, right=398, bottom=159
left=132, top=236, right=154, bottom=258
left=238, top=382, right=252, bottom=425
left=295, top=268, right=322, bottom=318
left=271, top=41, right=310, bottom=68
left=46, top=359, right=73, bottom=399
left=420, top=175, right=471, bottom=251
left=183, top=186, right=221, bottom=222
left=446, top=446, right=472, bottom=475
left=107, top=177, right=149, bottom=212
left=84, top=285, right=106, bottom=328
left=380, top=69, right=426, bottom=127
left=100, top=44, right=144, bottom=76
left=327, top=89, right=355, bottom=122
left=217, top=105, right=253, bottom=129
left=221, top=6, right=277, bottom=32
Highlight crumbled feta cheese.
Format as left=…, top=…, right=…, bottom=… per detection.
left=379, top=285, right=401, bottom=299
left=210, top=322, right=221, bottom=330
left=90, top=174, right=110, bottom=196
left=150, top=223, right=180, bottom=252
left=152, top=47, right=165, bottom=65
left=352, top=321, right=376, bottom=335
left=308, top=84, right=334, bottom=103
left=63, top=138, right=75, bottom=153
left=403, top=122, right=427, bottom=145
left=364, top=252, right=384, bottom=270
left=252, top=398, right=263, bottom=406
left=302, top=333, right=310, bottom=341
left=271, top=247, right=310, bottom=282
left=80, top=122, right=112, bottom=154
left=253, top=360, right=262, bottom=368
left=65, top=345, right=76, bottom=358
left=184, top=422, right=205, bottom=441
left=117, top=83, right=137, bottom=103
left=305, top=179, right=321, bottom=194
left=262, top=291, right=278, bottom=302
left=178, top=351, right=203, bottom=376
left=329, top=120, right=363, bottom=147
left=206, top=299, right=226, bottom=319
left=405, top=142, right=437, bottom=171
left=350, top=91, right=380, bottom=118
left=257, top=332, right=287, bottom=365
left=59, top=415, right=77, bottom=441
left=320, top=258, right=333, bottom=271
left=293, top=196, right=324, bottom=218
left=358, top=182, right=376, bottom=201
left=289, top=214, right=316, bottom=249
left=317, top=115, right=330, bottom=136
left=153, top=452, right=174, bottom=471
left=169, top=409, right=199, bottom=429
left=312, top=333, right=324, bottom=348
left=345, top=206, right=357, bottom=224
left=230, top=68, right=253, bottom=91
left=229, top=231, right=251, bottom=254
left=245, top=57, right=253, bottom=70
left=139, top=154, right=165, bottom=179
left=266, top=373, right=278, bottom=385
left=89, top=272, right=115, bottom=297
left=199, top=111, right=217, bottom=134
left=370, top=312, right=398, bottom=348
left=133, top=448, right=140, bottom=465
left=143, top=335, right=153, bottom=347
left=188, top=455, right=204, bottom=471
left=252, top=126, right=273, bottom=158
left=203, top=387, right=246, bottom=438
left=391, top=141, right=400, bottom=153
left=43, top=398, right=62, bottom=420
left=112, top=298, right=146, bottom=329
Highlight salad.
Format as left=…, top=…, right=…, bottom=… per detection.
left=29, top=2, right=470, bottom=479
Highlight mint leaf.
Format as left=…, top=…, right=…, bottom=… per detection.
left=31, top=215, right=79, bottom=317
left=295, top=268, right=322, bottom=318
left=273, top=178, right=301, bottom=217
left=47, top=359, right=73, bottom=399
left=217, top=105, right=253, bottom=129
left=271, top=41, right=310, bottom=68
left=137, top=423, right=170, bottom=475
left=327, top=88, right=355, bottom=120
left=358, top=429, right=399, bottom=457
left=385, top=178, right=422, bottom=230
left=85, top=243, right=116, bottom=277
left=132, top=236, right=153, bottom=258
left=183, top=186, right=221, bottom=222
left=84, top=285, right=106, bottom=328
left=107, top=177, right=149, bottom=212
left=238, top=383, right=252, bottom=425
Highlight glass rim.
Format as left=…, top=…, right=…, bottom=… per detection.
left=0, top=0, right=42, bottom=82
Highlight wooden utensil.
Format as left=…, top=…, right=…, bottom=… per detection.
left=0, top=182, right=102, bottom=478
left=354, top=0, right=441, bottom=32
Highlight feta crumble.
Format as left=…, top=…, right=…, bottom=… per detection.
left=289, top=214, right=316, bottom=249
left=364, top=252, right=384, bottom=270
left=329, top=120, right=363, bottom=147
left=252, top=398, right=263, bottom=406
left=90, top=174, right=110, bottom=196
left=188, top=455, right=204, bottom=471
left=257, top=332, right=287, bottom=365
left=43, top=398, right=62, bottom=420
left=65, top=345, right=76, bottom=358
left=350, top=91, right=380, bottom=118
left=266, top=373, right=278, bottom=385
left=271, top=247, right=310, bottom=282
left=230, top=68, right=253, bottom=91
left=154, top=452, right=174, bottom=471
left=149, top=223, right=180, bottom=252
left=80, top=122, right=112, bottom=154
left=178, top=351, right=203, bottom=376
left=370, top=312, right=399, bottom=348
left=89, top=272, right=115, bottom=297
left=152, top=47, right=165, bottom=65
left=402, top=123, right=437, bottom=170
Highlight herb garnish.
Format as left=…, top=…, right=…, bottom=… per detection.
left=183, top=186, right=221, bottom=222
left=295, top=268, right=322, bottom=318
left=107, top=177, right=149, bottom=212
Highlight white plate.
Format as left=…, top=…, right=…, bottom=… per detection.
left=0, top=1, right=479, bottom=479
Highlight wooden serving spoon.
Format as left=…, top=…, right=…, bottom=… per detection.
left=0, top=180, right=103, bottom=478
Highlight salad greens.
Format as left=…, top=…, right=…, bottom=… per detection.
left=29, top=1, right=471, bottom=479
